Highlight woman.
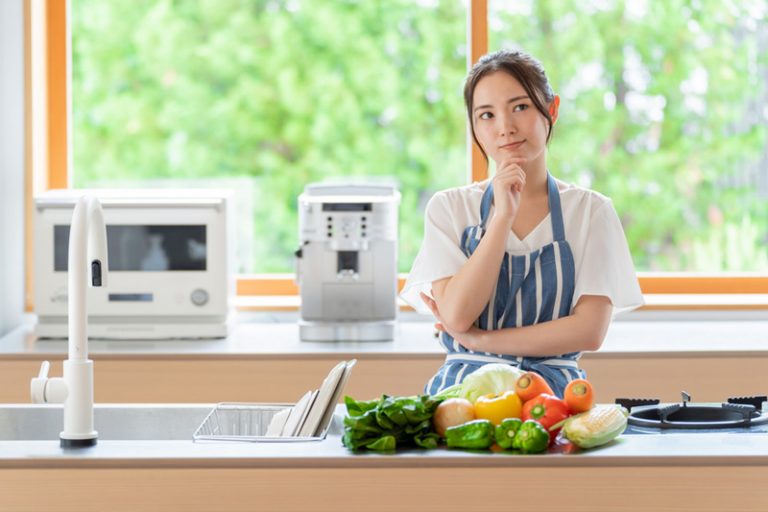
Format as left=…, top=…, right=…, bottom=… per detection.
left=401, top=49, right=644, bottom=397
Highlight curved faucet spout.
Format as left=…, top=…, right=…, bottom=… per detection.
left=30, top=195, right=108, bottom=447
left=68, top=196, right=109, bottom=361
left=64, top=195, right=107, bottom=447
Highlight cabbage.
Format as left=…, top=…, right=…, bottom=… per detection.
left=433, top=363, right=525, bottom=403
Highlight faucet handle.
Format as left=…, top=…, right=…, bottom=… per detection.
left=30, top=361, right=68, bottom=404
left=31, top=361, right=49, bottom=403
left=37, top=360, right=50, bottom=379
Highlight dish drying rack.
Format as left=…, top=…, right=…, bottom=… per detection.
left=193, top=359, right=355, bottom=443
left=193, top=403, right=329, bottom=442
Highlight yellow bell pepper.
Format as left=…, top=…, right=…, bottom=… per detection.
left=474, top=390, right=523, bottom=425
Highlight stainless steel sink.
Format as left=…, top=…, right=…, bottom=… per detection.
left=0, top=404, right=212, bottom=441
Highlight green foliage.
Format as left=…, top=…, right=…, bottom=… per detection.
left=691, top=216, right=768, bottom=271
left=490, top=0, right=767, bottom=271
left=71, top=0, right=767, bottom=272
left=71, top=0, right=466, bottom=272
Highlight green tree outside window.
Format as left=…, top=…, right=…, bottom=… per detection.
left=71, top=0, right=768, bottom=273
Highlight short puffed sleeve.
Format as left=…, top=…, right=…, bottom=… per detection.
left=572, top=201, right=644, bottom=316
left=400, top=192, right=470, bottom=314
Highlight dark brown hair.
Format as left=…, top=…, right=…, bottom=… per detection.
left=463, top=49, right=556, bottom=163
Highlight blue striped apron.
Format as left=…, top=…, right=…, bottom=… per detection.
left=425, top=173, right=585, bottom=398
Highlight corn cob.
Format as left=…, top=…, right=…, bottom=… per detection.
left=561, top=404, right=628, bottom=448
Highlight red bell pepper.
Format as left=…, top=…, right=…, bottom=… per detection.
left=522, top=393, right=571, bottom=439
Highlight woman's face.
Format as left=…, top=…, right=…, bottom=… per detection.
left=471, top=71, right=555, bottom=166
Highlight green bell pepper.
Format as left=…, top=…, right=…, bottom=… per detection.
left=512, top=419, right=550, bottom=454
left=494, top=417, right=523, bottom=449
left=445, top=419, right=494, bottom=449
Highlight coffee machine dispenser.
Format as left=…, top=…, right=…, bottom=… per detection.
left=296, top=183, right=400, bottom=341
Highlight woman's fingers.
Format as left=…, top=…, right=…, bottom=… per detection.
left=421, top=292, right=453, bottom=339
left=496, top=174, right=525, bottom=190
left=497, top=158, right=527, bottom=178
left=422, top=293, right=446, bottom=337
left=493, top=174, right=525, bottom=197
left=420, top=292, right=440, bottom=317
left=494, top=165, right=526, bottom=193
left=495, top=166, right=526, bottom=186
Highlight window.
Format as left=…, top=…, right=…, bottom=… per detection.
left=489, top=0, right=768, bottom=272
left=27, top=0, right=768, bottom=307
left=70, top=0, right=467, bottom=274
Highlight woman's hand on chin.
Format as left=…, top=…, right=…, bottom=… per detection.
left=420, top=292, right=484, bottom=351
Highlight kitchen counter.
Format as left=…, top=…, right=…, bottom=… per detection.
left=2, top=311, right=768, bottom=359
left=1, top=312, right=768, bottom=404
left=2, top=415, right=768, bottom=468
left=2, top=313, right=768, bottom=511
left=1, top=407, right=767, bottom=511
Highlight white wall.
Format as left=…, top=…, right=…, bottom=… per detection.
left=0, top=0, right=25, bottom=336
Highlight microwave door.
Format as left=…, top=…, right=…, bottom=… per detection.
left=55, top=224, right=207, bottom=272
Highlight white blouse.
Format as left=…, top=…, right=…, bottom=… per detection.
left=401, top=179, right=644, bottom=317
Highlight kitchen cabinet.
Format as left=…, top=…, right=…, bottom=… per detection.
left=1, top=319, right=767, bottom=404
left=3, top=466, right=766, bottom=511
left=2, top=353, right=767, bottom=404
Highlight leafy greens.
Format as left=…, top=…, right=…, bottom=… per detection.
left=342, top=394, right=443, bottom=451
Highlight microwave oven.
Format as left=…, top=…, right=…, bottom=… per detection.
left=34, top=189, right=235, bottom=339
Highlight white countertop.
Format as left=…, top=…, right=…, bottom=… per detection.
left=1, top=405, right=767, bottom=468
left=1, top=311, right=767, bottom=360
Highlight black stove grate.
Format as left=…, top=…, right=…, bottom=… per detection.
left=616, top=395, right=768, bottom=430
left=727, top=395, right=767, bottom=410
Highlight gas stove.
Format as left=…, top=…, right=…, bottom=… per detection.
left=617, top=393, right=768, bottom=435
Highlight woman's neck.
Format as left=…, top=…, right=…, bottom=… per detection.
left=520, top=160, right=548, bottom=200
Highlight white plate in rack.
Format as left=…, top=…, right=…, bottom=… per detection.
left=265, top=408, right=291, bottom=437
left=315, top=359, right=356, bottom=436
left=297, top=361, right=347, bottom=437
left=281, top=389, right=317, bottom=437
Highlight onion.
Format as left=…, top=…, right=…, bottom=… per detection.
left=433, top=398, right=475, bottom=437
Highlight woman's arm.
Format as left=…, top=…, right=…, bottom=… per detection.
left=423, top=293, right=613, bottom=356
left=431, top=158, right=527, bottom=332
left=431, top=213, right=513, bottom=332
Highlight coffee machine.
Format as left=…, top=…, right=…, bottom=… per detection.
left=296, top=183, right=400, bottom=341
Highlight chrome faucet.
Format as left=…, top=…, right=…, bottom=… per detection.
left=31, top=196, right=108, bottom=447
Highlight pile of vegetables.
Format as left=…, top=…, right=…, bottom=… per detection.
left=436, top=371, right=628, bottom=452
left=342, top=365, right=628, bottom=453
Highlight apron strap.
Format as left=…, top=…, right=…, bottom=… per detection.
left=547, top=173, right=567, bottom=242
left=478, top=182, right=495, bottom=233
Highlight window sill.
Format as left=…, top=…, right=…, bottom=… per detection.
left=641, top=294, right=768, bottom=310
left=235, top=294, right=768, bottom=313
